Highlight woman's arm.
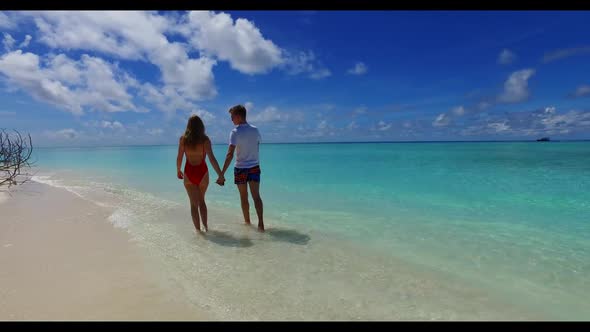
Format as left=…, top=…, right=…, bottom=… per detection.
left=176, top=136, right=184, bottom=179
left=205, top=138, right=223, bottom=179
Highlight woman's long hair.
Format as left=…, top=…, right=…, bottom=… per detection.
left=183, top=115, right=208, bottom=146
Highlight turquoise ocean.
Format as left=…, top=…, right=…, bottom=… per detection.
left=30, top=142, right=590, bottom=320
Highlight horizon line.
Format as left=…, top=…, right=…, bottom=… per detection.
left=34, top=138, right=590, bottom=149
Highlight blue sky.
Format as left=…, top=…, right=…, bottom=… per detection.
left=0, top=10, right=589, bottom=146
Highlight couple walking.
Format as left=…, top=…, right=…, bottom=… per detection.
left=176, top=105, right=265, bottom=233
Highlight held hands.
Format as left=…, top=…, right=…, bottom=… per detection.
left=216, top=175, right=225, bottom=186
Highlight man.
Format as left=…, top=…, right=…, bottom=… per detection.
left=219, top=105, right=265, bottom=232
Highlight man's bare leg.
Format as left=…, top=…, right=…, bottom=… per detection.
left=237, top=184, right=251, bottom=225
left=248, top=181, right=264, bottom=232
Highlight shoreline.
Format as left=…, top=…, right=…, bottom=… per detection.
left=1, top=171, right=578, bottom=320
left=0, top=181, right=207, bottom=321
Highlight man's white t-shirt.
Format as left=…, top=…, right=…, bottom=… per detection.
left=229, top=123, right=261, bottom=169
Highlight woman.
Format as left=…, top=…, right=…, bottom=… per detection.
left=176, top=115, right=224, bottom=233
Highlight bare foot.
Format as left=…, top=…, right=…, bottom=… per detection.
left=203, top=226, right=208, bottom=233
left=244, top=221, right=252, bottom=226
left=257, top=225, right=265, bottom=232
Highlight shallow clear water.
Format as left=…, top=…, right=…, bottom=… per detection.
left=30, top=142, right=590, bottom=320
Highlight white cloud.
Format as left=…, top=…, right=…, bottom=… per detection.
left=571, top=85, right=590, bottom=98
left=353, top=106, right=367, bottom=115
left=317, top=120, right=328, bottom=129
left=245, top=101, right=254, bottom=111
left=189, top=108, right=216, bottom=123
left=0, top=110, right=16, bottom=116
left=487, top=122, right=510, bottom=132
left=542, top=46, right=590, bottom=63
left=101, top=120, right=125, bottom=131
left=186, top=11, right=283, bottom=74
left=433, top=113, right=450, bottom=127
left=462, top=106, right=590, bottom=137
left=346, top=121, right=359, bottom=130
left=498, top=69, right=535, bottom=103
left=376, top=120, right=392, bottom=131
left=19, top=35, right=32, bottom=48
left=249, top=106, right=299, bottom=124
left=0, top=12, right=14, bottom=29
left=309, top=68, right=332, bottom=80
left=139, top=82, right=192, bottom=115
left=249, top=106, right=282, bottom=123
left=497, top=49, right=516, bottom=65
left=347, top=62, right=367, bottom=75
left=452, top=105, right=465, bottom=116
left=540, top=109, right=585, bottom=131
left=26, top=11, right=163, bottom=60
left=3, top=33, right=15, bottom=51
left=21, top=11, right=218, bottom=104
left=0, top=50, right=82, bottom=114
left=4, top=11, right=332, bottom=121
left=148, top=128, right=164, bottom=136
left=283, top=50, right=331, bottom=80
left=0, top=50, right=143, bottom=115
left=45, top=128, right=79, bottom=139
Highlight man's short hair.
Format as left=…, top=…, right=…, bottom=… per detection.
left=229, top=104, right=247, bottom=119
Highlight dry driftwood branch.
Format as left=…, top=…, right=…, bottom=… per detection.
left=1, top=129, right=34, bottom=189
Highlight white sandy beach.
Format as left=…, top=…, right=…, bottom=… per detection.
left=0, top=175, right=557, bottom=321
left=0, top=181, right=206, bottom=321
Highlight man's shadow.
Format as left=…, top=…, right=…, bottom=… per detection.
left=203, top=230, right=254, bottom=248
left=266, top=228, right=311, bottom=245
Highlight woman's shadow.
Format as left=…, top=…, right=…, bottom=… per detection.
left=266, top=228, right=311, bottom=245
left=202, top=230, right=254, bottom=248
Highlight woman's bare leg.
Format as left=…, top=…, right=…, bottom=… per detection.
left=198, top=172, right=209, bottom=231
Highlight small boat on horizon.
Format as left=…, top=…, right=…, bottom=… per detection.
left=536, top=137, right=550, bottom=142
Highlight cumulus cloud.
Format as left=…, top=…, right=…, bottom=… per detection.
left=45, top=128, right=79, bottom=139
left=0, top=50, right=143, bottom=115
left=0, top=12, right=14, bottom=29
left=3, top=33, right=15, bottom=51
left=433, top=113, right=450, bottom=127
left=461, top=106, right=590, bottom=137
left=18, top=11, right=218, bottom=105
left=19, top=35, right=32, bottom=48
left=101, top=120, right=125, bottom=131
left=497, top=49, right=516, bottom=65
left=249, top=106, right=304, bottom=124
left=347, top=62, right=368, bottom=75
left=283, top=50, right=332, bottom=80
left=497, top=69, right=535, bottom=103
left=186, top=11, right=283, bottom=74
left=4, top=11, right=331, bottom=120
left=189, top=108, right=215, bottom=123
